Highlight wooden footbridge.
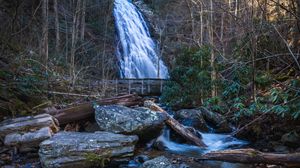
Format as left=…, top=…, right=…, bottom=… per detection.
left=86, top=78, right=168, bottom=96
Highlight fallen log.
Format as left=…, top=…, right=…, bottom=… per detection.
left=199, top=148, right=300, bottom=166
left=46, top=94, right=143, bottom=125
left=144, top=100, right=207, bottom=147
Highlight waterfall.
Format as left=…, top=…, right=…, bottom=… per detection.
left=113, top=0, right=169, bottom=79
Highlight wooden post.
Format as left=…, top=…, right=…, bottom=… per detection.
left=128, top=80, right=131, bottom=94
left=141, top=79, right=144, bottom=95
left=160, top=80, right=163, bottom=93
left=116, top=79, right=118, bottom=96
left=148, top=80, right=150, bottom=94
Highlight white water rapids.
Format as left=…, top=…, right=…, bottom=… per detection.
left=155, top=128, right=248, bottom=155
left=114, top=0, right=169, bottom=79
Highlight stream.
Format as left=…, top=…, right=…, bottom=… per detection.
left=123, top=104, right=252, bottom=168
left=155, top=128, right=248, bottom=156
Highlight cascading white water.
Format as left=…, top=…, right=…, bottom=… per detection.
left=113, top=0, right=169, bottom=79
left=155, top=127, right=248, bottom=155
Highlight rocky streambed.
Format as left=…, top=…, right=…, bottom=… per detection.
left=0, top=101, right=298, bottom=168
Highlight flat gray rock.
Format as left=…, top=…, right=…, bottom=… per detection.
left=0, top=114, right=59, bottom=137
left=0, top=114, right=59, bottom=151
left=39, top=131, right=138, bottom=168
left=95, top=105, right=167, bottom=140
left=5, top=127, right=52, bottom=151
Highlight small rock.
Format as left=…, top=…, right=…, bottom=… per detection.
left=134, top=155, right=150, bottom=164
left=83, top=122, right=101, bottom=132
left=178, top=163, right=189, bottom=168
left=142, top=156, right=175, bottom=168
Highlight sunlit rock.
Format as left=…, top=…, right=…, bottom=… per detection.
left=95, top=105, right=167, bottom=141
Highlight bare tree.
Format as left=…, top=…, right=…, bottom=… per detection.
left=209, top=0, right=217, bottom=97
left=54, top=0, right=60, bottom=53
left=80, top=0, right=86, bottom=41
left=41, top=0, right=49, bottom=69
left=70, top=0, right=82, bottom=81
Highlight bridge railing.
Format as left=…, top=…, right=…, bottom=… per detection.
left=84, top=78, right=168, bottom=96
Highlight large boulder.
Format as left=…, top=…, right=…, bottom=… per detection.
left=95, top=105, right=167, bottom=140
left=175, top=109, right=209, bottom=132
left=142, top=156, right=175, bottom=168
left=39, top=131, right=138, bottom=168
left=199, top=107, right=232, bottom=133
left=174, top=107, right=232, bottom=133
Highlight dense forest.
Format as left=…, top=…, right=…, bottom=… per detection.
left=0, top=0, right=300, bottom=167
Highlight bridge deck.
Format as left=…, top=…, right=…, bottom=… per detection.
left=85, top=79, right=167, bottom=96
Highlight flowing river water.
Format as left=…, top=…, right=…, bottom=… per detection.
left=122, top=104, right=252, bottom=168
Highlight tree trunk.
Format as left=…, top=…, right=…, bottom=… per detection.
left=209, top=0, right=217, bottom=97
left=144, top=100, right=207, bottom=147
left=251, top=0, right=257, bottom=101
left=80, top=0, right=86, bottom=41
left=294, top=0, right=300, bottom=49
left=70, top=0, right=81, bottom=82
left=199, top=148, right=300, bottom=166
left=64, top=8, right=69, bottom=64
left=41, top=0, right=49, bottom=68
left=54, top=0, right=60, bottom=53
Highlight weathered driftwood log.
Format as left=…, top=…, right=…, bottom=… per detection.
left=39, top=131, right=138, bottom=168
left=4, top=127, right=53, bottom=151
left=144, top=100, right=207, bottom=147
left=46, top=94, right=143, bottom=125
left=199, top=148, right=300, bottom=166
left=0, top=114, right=59, bottom=137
